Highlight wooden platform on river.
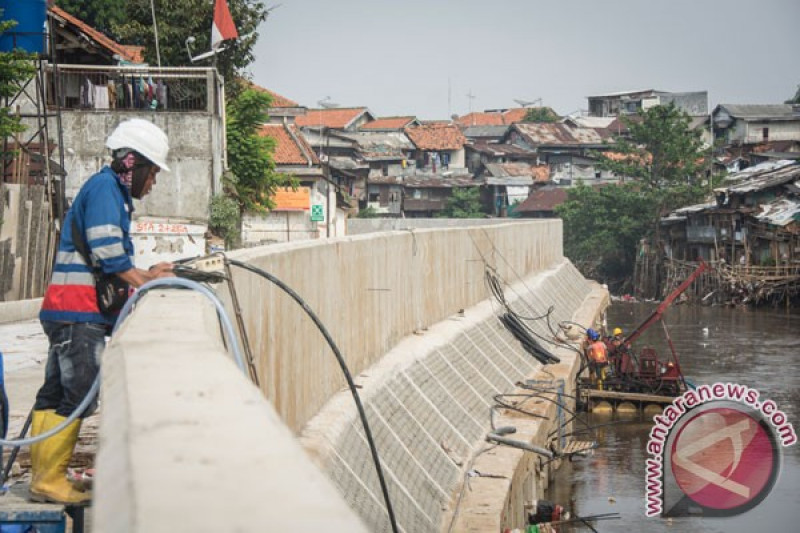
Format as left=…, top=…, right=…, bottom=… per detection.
left=580, top=389, right=677, bottom=404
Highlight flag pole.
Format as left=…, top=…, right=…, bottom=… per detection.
left=150, top=0, right=162, bottom=67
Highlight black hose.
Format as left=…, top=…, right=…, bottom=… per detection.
left=225, top=258, right=399, bottom=533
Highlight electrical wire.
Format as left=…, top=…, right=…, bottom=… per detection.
left=224, top=258, right=399, bottom=533
left=0, top=277, right=246, bottom=448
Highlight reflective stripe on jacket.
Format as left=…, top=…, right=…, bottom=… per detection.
left=40, top=166, right=135, bottom=325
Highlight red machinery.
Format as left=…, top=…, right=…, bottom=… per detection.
left=590, top=261, right=710, bottom=396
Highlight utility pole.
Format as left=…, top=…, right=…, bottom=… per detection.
left=150, top=0, right=162, bottom=67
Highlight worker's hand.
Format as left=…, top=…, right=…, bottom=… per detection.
left=148, top=262, right=175, bottom=278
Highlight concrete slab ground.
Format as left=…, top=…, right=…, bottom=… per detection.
left=1, top=319, right=99, bottom=487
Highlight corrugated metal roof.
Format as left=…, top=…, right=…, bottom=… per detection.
left=462, top=125, right=511, bottom=138
left=586, top=89, right=657, bottom=98
left=484, top=163, right=550, bottom=183
left=369, top=175, right=477, bottom=187
left=466, top=141, right=533, bottom=157
left=717, top=160, right=800, bottom=194
left=716, top=104, right=798, bottom=120
left=564, top=116, right=616, bottom=129
left=300, top=129, right=354, bottom=149
left=513, top=123, right=605, bottom=146
left=335, top=131, right=414, bottom=151
left=515, top=187, right=569, bottom=212
left=329, top=157, right=367, bottom=170
left=671, top=202, right=718, bottom=215
left=754, top=198, right=800, bottom=226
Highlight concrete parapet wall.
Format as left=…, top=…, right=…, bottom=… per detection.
left=57, top=111, right=223, bottom=221
left=91, top=221, right=609, bottom=531
left=94, top=290, right=369, bottom=532
left=300, top=260, right=608, bottom=532
left=347, top=217, right=531, bottom=235
left=0, top=298, right=42, bottom=324
left=227, top=220, right=563, bottom=432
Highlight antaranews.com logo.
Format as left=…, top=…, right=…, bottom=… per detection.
left=645, top=382, right=797, bottom=518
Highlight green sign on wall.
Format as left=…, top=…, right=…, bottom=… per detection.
left=311, top=204, right=325, bottom=222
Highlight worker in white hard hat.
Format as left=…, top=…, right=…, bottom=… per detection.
left=32, top=119, right=174, bottom=504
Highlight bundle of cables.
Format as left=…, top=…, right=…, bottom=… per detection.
left=499, top=312, right=561, bottom=365
left=485, top=267, right=561, bottom=365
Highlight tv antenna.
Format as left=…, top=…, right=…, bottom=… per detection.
left=513, top=98, right=543, bottom=108
left=318, top=96, right=339, bottom=109
left=466, top=89, right=476, bottom=115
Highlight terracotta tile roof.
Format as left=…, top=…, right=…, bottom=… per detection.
left=244, top=81, right=299, bottom=107
left=259, top=124, right=319, bottom=166
left=360, top=116, right=417, bottom=130
left=515, top=188, right=569, bottom=213
left=49, top=6, right=142, bottom=63
left=295, top=107, right=369, bottom=129
left=455, top=112, right=505, bottom=127
left=455, top=108, right=530, bottom=127
left=404, top=124, right=466, bottom=151
left=118, top=45, right=145, bottom=63
left=502, top=108, right=529, bottom=123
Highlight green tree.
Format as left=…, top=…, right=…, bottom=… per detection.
left=598, top=103, right=707, bottom=236
left=54, top=1, right=125, bottom=38
left=558, top=104, right=708, bottom=289
left=0, top=17, right=36, bottom=145
left=556, top=182, right=652, bottom=288
left=439, top=187, right=485, bottom=218
left=209, top=193, right=241, bottom=247
left=523, top=107, right=559, bottom=123
left=114, top=0, right=269, bottom=83
left=224, top=87, right=288, bottom=212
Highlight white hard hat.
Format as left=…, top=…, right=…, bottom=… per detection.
left=106, top=118, right=170, bottom=171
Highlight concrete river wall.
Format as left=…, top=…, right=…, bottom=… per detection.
left=91, top=220, right=607, bottom=531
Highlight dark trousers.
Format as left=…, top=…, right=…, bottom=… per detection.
left=34, top=321, right=106, bottom=418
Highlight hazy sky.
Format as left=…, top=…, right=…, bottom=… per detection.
left=250, top=0, right=800, bottom=120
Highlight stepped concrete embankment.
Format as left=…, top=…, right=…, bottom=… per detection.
left=3, top=221, right=606, bottom=531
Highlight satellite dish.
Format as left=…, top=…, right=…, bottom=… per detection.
left=514, top=98, right=543, bottom=108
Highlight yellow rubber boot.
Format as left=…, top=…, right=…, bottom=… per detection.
left=30, top=413, right=91, bottom=505
left=29, top=410, right=54, bottom=475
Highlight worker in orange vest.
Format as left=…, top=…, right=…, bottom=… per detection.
left=585, top=328, right=609, bottom=389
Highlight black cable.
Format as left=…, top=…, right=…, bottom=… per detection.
left=485, top=267, right=584, bottom=359
left=492, top=394, right=549, bottom=420
left=225, top=258, right=399, bottom=533
left=499, top=313, right=561, bottom=365
left=172, top=265, right=228, bottom=284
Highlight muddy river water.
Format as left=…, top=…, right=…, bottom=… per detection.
left=548, top=302, right=800, bottom=532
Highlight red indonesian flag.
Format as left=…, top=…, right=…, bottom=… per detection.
left=211, top=0, right=239, bottom=49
